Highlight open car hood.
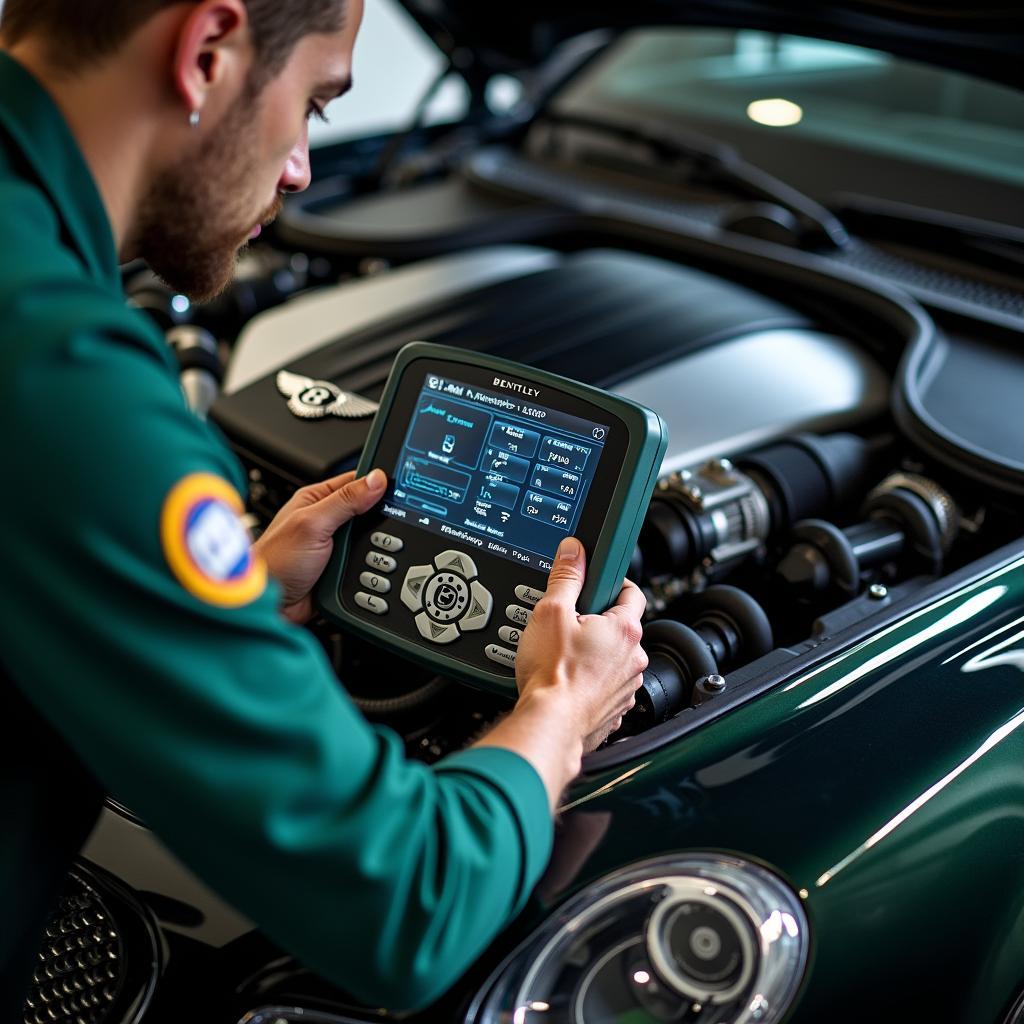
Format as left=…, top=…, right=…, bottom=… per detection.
left=398, top=1, right=1024, bottom=88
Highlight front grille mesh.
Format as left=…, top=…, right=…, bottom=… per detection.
left=23, top=877, right=123, bottom=1024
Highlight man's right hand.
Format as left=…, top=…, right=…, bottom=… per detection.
left=474, top=537, right=647, bottom=809
left=516, top=537, right=648, bottom=749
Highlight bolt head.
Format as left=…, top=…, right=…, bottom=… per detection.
left=869, top=583, right=888, bottom=600
left=705, top=674, right=726, bottom=691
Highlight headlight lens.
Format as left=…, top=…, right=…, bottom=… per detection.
left=470, top=854, right=809, bottom=1024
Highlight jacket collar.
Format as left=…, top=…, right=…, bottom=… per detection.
left=0, top=51, right=120, bottom=293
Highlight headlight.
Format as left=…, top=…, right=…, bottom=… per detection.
left=470, top=854, right=809, bottom=1024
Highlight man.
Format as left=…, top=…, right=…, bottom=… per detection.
left=0, top=0, right=648, bottom=1014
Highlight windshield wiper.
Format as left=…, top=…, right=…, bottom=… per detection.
left=834, top=194, right=1024, bottom=278
left=538, top=110, right=850, bottom=251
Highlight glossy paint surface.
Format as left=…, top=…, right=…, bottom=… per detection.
left=80, top=553, right=1024, bottom=1023
left=549, top=553, right=1024, bottom=1022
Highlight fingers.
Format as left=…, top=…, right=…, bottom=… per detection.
left=332, top=468, right=387, bottom=518
left=542, top=537, right=587, bottom=610
left=298, top=468, right=386, bottom=538
left=609, top=578, right=647, bottom=619
left=284, top=468, right=356, bottom=509
left=316, top=469, right=358, bottom=495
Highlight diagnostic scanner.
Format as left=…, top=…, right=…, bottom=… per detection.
left=317, top=343, right=667, bottom=695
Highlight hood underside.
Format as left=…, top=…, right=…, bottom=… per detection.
left=399, top=1, right=1024, bottom=89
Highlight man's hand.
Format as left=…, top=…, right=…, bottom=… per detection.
left=474, top=537, right=647, bottom=809
left=516, top=537, right=648, bottom=750
left=253, top=469, right=387, bottom=624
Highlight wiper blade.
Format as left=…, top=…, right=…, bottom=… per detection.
left=835, top=194, right=1024, bottom=277
left=539, top=111, right=850, bottom=251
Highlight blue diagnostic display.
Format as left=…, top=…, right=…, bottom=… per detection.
left=385, top=373, right=610, bottom=571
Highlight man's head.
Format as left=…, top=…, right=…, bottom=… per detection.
left=1, top=0, right=362, bottom=300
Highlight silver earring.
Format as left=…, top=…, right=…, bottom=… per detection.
left=189, top=110, right=200, bottom=129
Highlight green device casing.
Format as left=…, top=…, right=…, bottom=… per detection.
left=316, top=342, right=667, bottom=696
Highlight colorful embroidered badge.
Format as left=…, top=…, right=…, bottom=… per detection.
left=161, top=473, right=266, bottom=607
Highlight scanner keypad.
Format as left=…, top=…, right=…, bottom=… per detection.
left=399, top=549, right=494, bottom=645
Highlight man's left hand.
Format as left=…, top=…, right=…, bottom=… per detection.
left=253, top=468, right=387, bottom=624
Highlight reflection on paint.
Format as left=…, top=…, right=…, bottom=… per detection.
left=941, top=611, right=1024, bottom=666
left=961, top=626, right=1024, bottom=675
left=783, top=556, right=1024, bottom=696
left=795, top=587, right=1006, bottom=710
left=815, top=702, right=1024, bottom=888
left=560, top=762, right=651, bottom=812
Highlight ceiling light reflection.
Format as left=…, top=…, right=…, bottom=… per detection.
left=747, top=98, right=804, bottom=127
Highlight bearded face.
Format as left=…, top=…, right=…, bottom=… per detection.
left=135, top=98, right=283, bottom=303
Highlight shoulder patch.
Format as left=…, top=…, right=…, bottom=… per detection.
left=161, top=473, right=266, bottom=607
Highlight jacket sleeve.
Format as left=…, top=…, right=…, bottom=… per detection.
left=0, top=285, right=552, bottom=1010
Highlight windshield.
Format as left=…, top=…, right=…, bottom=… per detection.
left=552, top=28, right=1024, bottom=199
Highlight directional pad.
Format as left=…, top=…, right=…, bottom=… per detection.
left=459, top=580, right=493, bottom=632
left=415, top=612, right=459, bottom=645
left=401, top=564, right=434, bottom=612
left=434, top=549, right=478, bottom=580
left=401, top=550, right=493, bottom=646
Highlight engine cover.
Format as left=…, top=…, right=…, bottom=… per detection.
left=211, top=246, right=888, bottom=488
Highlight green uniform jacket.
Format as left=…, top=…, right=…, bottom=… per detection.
left=0, top=51, right=552, bottom=1016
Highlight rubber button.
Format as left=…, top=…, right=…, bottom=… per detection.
left=366, top=551, right=398, bottom=573
left=498, top=625, right=522, bottom=646
left=355, top=592, right=388, bottom=615
left=415, top=611, right=459, bottom=645
left=434, top=549, right=478, bottom=580
left=506, top=604, right=532, bottom=627
left=515, top=585, right=545, bottom=606
left=370, top=531, right=404, bottom=552
left=401, top=564, right=434, bottom=612
left=485, top=644, right=517, bottom=669
left=460, top=580, right=494, bottom=632
left=359, top=572, right=391, bottom=594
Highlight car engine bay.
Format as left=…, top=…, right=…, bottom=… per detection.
left=151, top=129, right=1024, bottom=774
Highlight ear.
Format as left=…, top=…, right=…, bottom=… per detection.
left=171, top=0, right=251, bottom=119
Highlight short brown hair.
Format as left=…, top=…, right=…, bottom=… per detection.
left=0, top=0, right=346, bottom=81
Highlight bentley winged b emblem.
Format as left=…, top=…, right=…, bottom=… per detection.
left=276, top=371, right=379, bottom=420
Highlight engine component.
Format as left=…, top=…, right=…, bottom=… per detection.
left=124, top=268, right=193, bottom=332
left=637, top=432, right=875, bottom=587
left=634, top=619, right=718, bottom=727
left=682, top=584, right=774, bottom=671
left=630, top=587, right=773, bottom=728
left=866, top=472, right=959, bottom=571
left=776, top=472, right=958, bottom=601
left=639, top=457, right=771, bottom=584
left=166, top=325, right=223, bottom=419
left=125, top=250, right=321, bottom=343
